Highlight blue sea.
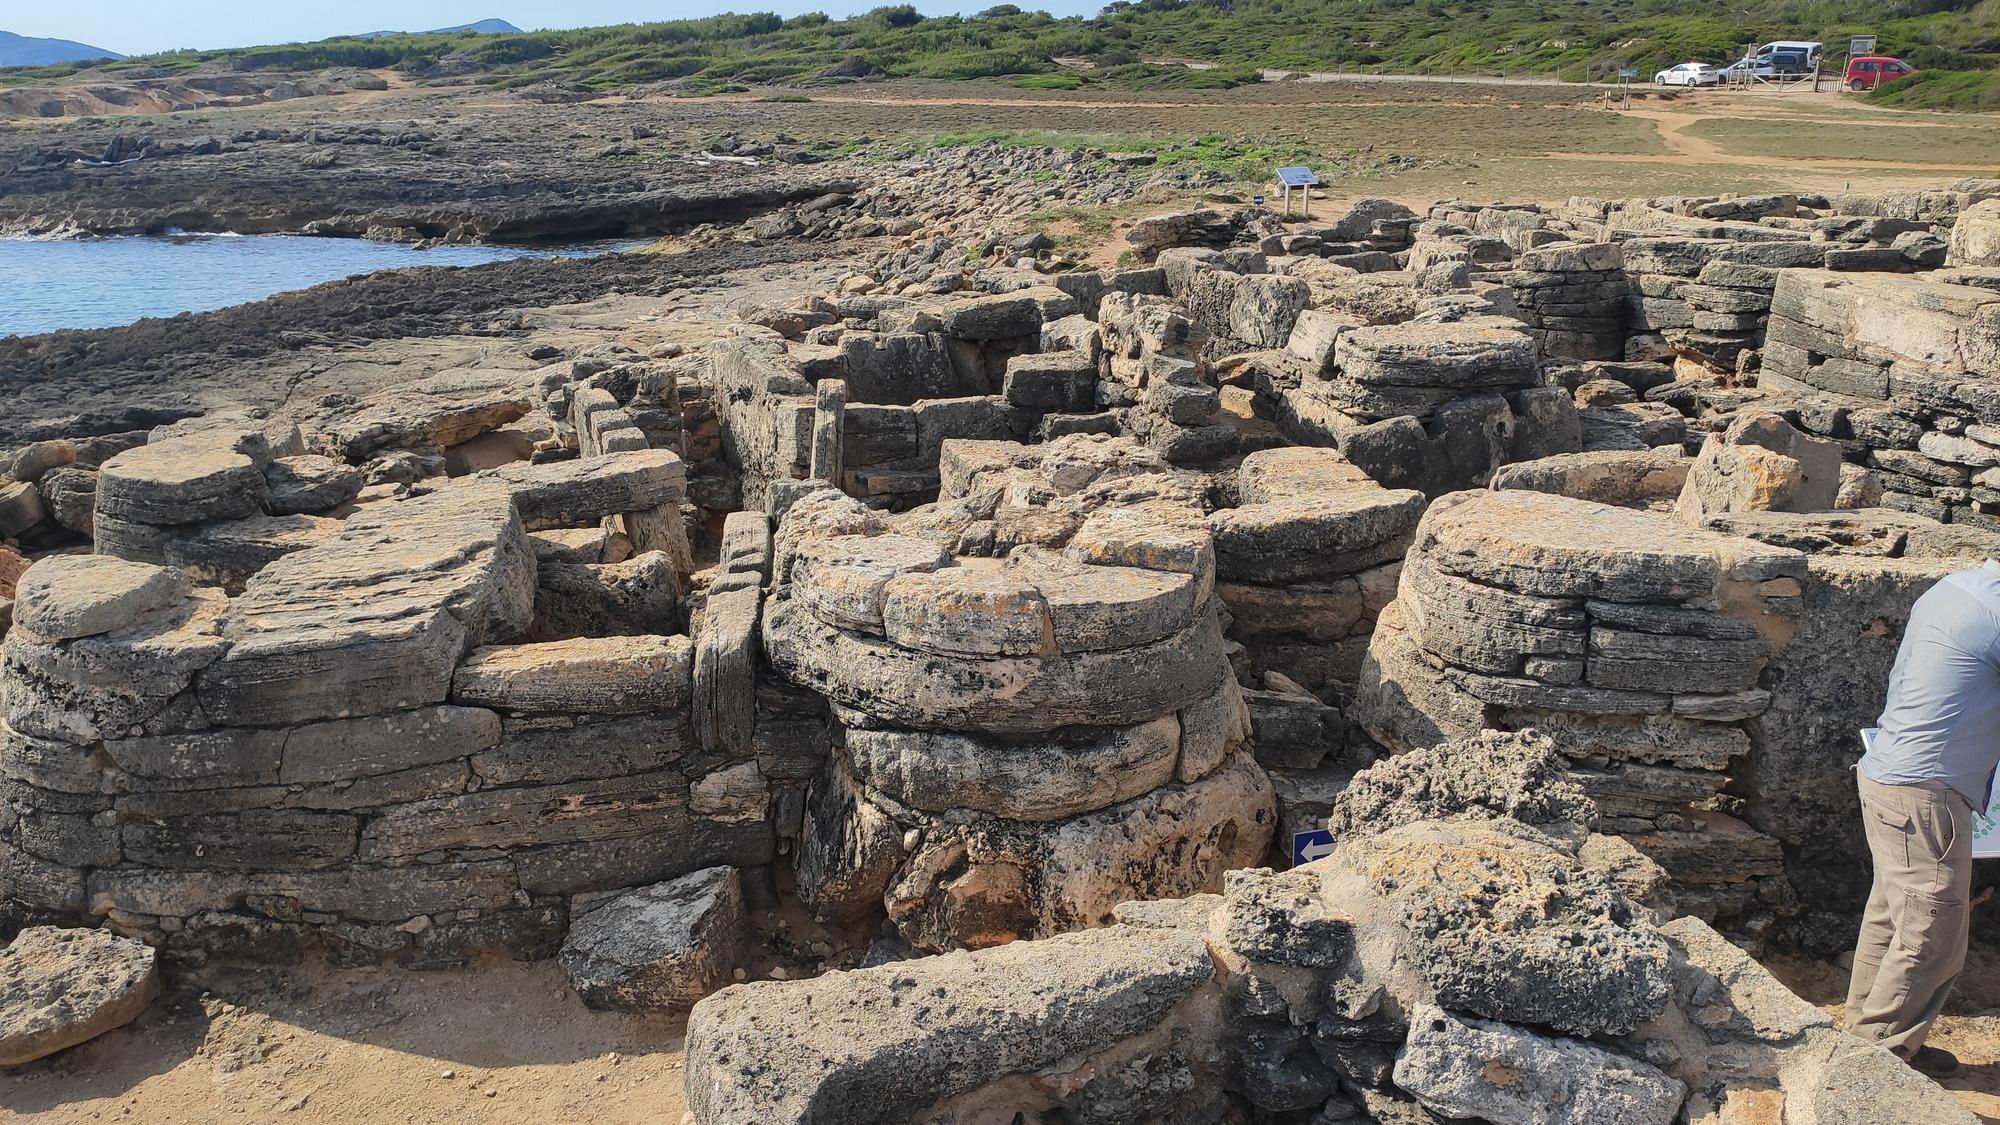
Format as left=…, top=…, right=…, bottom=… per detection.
left=0, top=233, right=636, bottom=337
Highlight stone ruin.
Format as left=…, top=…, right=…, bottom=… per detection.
left=684, top=733, right=1971, bottom=1124
left=6, top=179, right=2000, bottom=1117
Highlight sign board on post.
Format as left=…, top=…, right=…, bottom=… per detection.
left=1276, top=165, right=1318, bottom=219
left=1851, top=34, right=1877, bottom=56
left=1618, top=68, right=1639, bottom=79
left=1291, top=828, right=1337, bottom=867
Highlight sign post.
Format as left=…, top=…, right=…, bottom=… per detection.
left=1276, top=166, right=1319, bottom=220
left=1618, top=67, right=1638, bottom=107
left=1844, top=34, right=1877, bottom=93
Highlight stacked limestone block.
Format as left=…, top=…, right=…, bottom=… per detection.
left=1499, top=241, right=1630, bottom=360
left=315, top=369, right=539, bottom=466
left=1, top=430, right=168, bottom=557
left=712, top=286, right=1121, bottom=512
left=1493, top=433, right=2000, bottom=947
left=925, top=435, right=1407, bottom=840
left=1253, top=198, right=1417, bottom=271
left=1760, top=269, right=2000, bottom=528
left=683, top=732, right=1972, bottom=1125
left=1619, top=236, right=1838, bottom=375
left=1686, top=506, right=2000, bottom=950
left=0, top=448, right=783, bottom=965
left=927, top=435, right=1418, bottom=699
left=1155, top=247, right=1311, bottom=359
left=761, top=488, right=1273, bottom=952
left=1209, top=448, right=1423, bottom=697
left=88, top=423, right=363, bottom=595
left=1096, top=291, right=1235, bottom=463
left=1272, top=307, right=1571, bottom=496
left=1355, top=489, right=1806, bottom=924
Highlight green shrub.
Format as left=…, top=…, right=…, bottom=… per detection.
left=1867, top=68, right=2000, bottom=110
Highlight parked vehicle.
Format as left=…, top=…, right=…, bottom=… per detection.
left=1720, top=40, right=1823, bottom=81
left=1751, top=40, right=1824, bottom=71
left=1844, top=55, right=1918, bottom=91
left=1654, top=62, right=1721, bottom=87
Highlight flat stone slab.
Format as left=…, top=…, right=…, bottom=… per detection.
left=1209, top=489, right=1424, bottom=586
left=453, top=635, right=694, bottom=714
left=1414, top=490, right=1805, bottom=601
left=12, top=555, right=189, bottom=641
left=263, top=455, right=365, bottom=516
left=765, top=597, right=1226, bottom=734
left=792, top=534, right=952, bottom=635
left=1233, top=447, right=1377, bottom=504
left=196, top=489, right=534, bottom=727
left=842, top=714, right=1182, bottom=821
left=560, top=866, right=746, bottom=1013
left=0, top=926, right=160, bottom=1067
left=163, top=513, right=343, bottom=592
left=684, top=924, right=1215, bottom=1125
left=1395, top=1004, right=1684, bottom=1125
left=96, top=440, right=270, bottom=526
left=480, top=450, right=688, bottom=529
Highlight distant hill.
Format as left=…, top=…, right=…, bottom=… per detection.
left=0, top=29, right=123, bottom=67
left=354, top=19, right=522, bottom=40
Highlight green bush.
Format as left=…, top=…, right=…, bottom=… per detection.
left=1867, top=68, right=2000, bottom=110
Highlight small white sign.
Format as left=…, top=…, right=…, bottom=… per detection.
left=1974, top=799, right=2000, bottom=859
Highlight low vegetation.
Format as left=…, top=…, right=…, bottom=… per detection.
left=4, top=0, right=1998, bottom=105
left=1866, top=67, right=2000, bottom=110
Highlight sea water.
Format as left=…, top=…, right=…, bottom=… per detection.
left=0, top=233, right=635, bottom=337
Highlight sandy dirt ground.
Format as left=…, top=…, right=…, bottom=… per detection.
left=11, top=943, right=2000, bottom=1122
left=0, top=878, right=873, bottom=1124
left=1771, top=946, right=2000, bottom=1122
left=0, top=957, right=696, bottom=1124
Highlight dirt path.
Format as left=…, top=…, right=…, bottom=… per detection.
left=1536, top=105, right=1996, bottom=176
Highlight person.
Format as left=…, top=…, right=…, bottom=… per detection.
left=1848, top=559, right=2000, bottom=1079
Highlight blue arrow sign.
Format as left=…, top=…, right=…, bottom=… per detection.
left=1291, top=828, right=1337, bottom=866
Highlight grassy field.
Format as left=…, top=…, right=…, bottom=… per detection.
left=1681, top=114, right=2000, bottom=166
left=558, top=78, right=1988, bottom=202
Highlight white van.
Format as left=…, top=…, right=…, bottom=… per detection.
left=1748, top=40, right=1823, bottom=73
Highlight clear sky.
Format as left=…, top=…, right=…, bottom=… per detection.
left=9, top=2, right=1106, bottom=58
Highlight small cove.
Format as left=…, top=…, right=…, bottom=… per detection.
left=0, top=233, right=644, bottom=337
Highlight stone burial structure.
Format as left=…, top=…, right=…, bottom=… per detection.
left=683, top=732, right=1972, bottom=1125
left=764, top=485, right=1272, bottom=952
left=7, top=177, right=2000, bottom=1100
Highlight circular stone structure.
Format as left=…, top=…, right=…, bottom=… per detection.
left=766, top=492, right=1274, bottom=951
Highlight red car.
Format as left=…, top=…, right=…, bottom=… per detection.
left=1845, top=56, right=1918, bottom=91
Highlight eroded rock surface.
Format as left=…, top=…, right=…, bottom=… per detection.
left=0, top=926, right=159, bottom=1066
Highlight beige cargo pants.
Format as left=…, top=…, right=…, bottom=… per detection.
left=1845, top=772, right=1974, bottom=1057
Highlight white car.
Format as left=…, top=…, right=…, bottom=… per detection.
left=1654, top=63, right=1721, bottom=87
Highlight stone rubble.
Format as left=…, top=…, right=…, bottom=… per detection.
left=0, top=924, right=159, bottom=1066
left=683, top=732, right=1971, bottom=1124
